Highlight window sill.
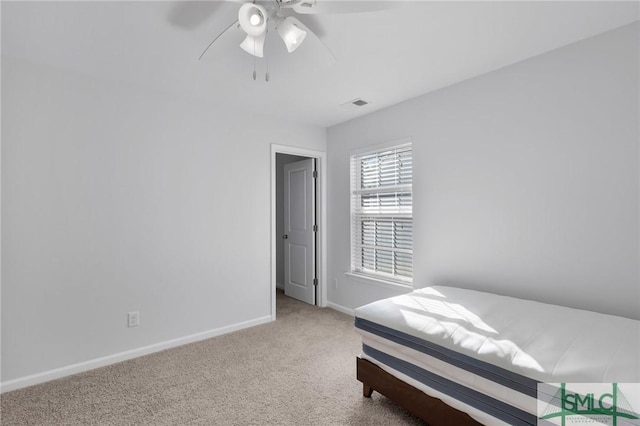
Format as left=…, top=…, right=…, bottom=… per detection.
left=344, top=272, right=413, bottom=291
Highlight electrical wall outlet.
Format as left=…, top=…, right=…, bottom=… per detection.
left=128, top=311, right=140, bottom=328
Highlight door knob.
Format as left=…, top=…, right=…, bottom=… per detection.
left=282, top=234, right=288, bottom=239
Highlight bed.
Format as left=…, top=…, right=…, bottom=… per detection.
left=354, top=286, right=640, bottom=425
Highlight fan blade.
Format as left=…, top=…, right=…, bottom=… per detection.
left=199, top=18, right=240, bottom=60
left=289, top=16, right=336, bottom=64
left=168, top=1, right=226, bottom=29
left=293, top=14, right=325, bottom=39
left=293, top=1, right=401, bottom=15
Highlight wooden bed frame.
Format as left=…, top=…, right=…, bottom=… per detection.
left=357, top=357, right=482, bottom=425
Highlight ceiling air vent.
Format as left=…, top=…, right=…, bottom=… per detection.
left=340, top=98, right=371, bottom=111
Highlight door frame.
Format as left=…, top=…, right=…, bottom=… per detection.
left=271, top=144, right=327, bottom=320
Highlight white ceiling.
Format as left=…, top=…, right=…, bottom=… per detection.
left=2, top=1, right=638, bottom=127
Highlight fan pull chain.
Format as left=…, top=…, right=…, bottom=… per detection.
left=265, top=58, right=270, bottom=82
left=252, top=37, right=257, bottom=80
left=265, top=28, right=270, bottom=82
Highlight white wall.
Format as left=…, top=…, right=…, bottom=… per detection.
left=327, top=23, right=639, bottom=319
left=1, top=56, right=326, bottom=384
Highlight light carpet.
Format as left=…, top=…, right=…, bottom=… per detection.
left=1, top=291, right=424, bottom=425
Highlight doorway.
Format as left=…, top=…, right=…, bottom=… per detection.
left=279, top=155, right=316, bottom=305
left=271, top=145, right=327, bottom=320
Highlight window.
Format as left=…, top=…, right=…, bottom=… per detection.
left=350, top=141, right=413, bottom=285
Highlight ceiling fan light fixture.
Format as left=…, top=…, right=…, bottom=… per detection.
left=238, top=3, right=267, bottom=36
left=240, top=32, right=266, bottom=58
left=250, top=12, right=263, bottom=26
left=277, top=17, right=307, bottom=53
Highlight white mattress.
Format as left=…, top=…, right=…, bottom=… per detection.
left=355, top=286, right=640, bottom=384
left=360, top=330, right=518, bottom=425
left=356, top=287, right=640, bottom=424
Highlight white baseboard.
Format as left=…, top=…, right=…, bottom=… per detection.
left=276, top=282, right=284, bottom=290
left=0, top=315, right=272, bottom=393
left=326, top=301, right=355, bottom=316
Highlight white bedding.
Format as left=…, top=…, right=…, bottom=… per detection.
left=356, top=286, right=640, bottom=425
left=355, top=286, right=640, bottom=384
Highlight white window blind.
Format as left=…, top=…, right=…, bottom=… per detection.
left=351, top=142, right=413, bottom=284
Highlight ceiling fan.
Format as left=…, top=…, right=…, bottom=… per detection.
left=196, top=0, right=398, bottom=80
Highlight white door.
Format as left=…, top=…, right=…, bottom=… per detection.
left=284, top=158, right=316, bottom=305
